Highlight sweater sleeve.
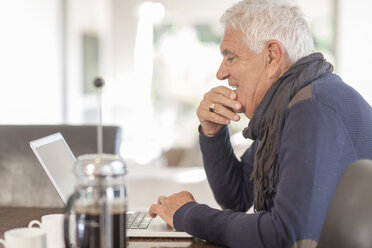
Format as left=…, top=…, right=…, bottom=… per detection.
left=174, top=100, right=357, bottom=248
left=198, top=125, right=256, bottom=211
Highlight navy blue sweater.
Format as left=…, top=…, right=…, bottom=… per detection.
left=174, top=73, right=372, bottom=248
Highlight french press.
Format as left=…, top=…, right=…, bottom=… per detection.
left=64, top=77, right=128, bottom=248
left=63, top=153, right=127, bottom=248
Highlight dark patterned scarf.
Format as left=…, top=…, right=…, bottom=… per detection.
left=242, top=53, right=334, bottom=211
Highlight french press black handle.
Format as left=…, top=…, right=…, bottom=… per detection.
left=64, top=192, right=78, bottom=248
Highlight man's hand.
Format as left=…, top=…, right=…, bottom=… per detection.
left=197, top=86, right=243, bottom=137
left=149, top=191, right=196, bottom=228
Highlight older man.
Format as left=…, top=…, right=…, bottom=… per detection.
left=149, top=0, right=372, bottom=247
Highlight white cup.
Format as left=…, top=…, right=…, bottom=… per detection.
left=0, top=227, right=46, bottom=248
left=28, top=214, right=65, bottom=248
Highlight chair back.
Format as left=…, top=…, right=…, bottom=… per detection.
left=0, top=125, right=122, bottom=207
left=317, top=159, right=372, bottom=248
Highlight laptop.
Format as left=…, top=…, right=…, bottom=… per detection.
left=29, top=132, right=191, bottom=238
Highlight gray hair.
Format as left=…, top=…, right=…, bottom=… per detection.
left=220, top=0, right=314, bottom=64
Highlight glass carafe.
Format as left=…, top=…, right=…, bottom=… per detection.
left=64, top=154, right=127, bottom=248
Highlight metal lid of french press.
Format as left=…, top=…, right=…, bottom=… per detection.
left=75, top=153, right=126, bottom=177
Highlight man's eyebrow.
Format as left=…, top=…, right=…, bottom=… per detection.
left=221, top=49, right=235, bottom=56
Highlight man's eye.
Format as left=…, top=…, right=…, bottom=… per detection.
left=227, top=57, right=235, bottom=62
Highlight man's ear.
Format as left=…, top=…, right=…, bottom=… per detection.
left=264, top=40, right=285, bottom=81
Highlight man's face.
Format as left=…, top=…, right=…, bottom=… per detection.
left=217, top=28, right=272, bottom=119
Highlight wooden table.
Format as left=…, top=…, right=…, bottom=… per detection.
left=0, top=207, right=224, bottom=248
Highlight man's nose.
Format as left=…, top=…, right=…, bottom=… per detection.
left=216, top=62, right=229, bottom=80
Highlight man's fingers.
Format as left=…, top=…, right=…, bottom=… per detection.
left=204, top=90, right=241, bottom=113
left=213, top=93, right=241, bottom=112
left=150, top=191, right=196, bottom=228
left=149, top=204, right=159, bottom=218
left=196, top=85, right=243, bottom=137
left=211, top=86, right=237, bottom=100
left=149, top=204, right=172, bottom=226
left=201, top=87, right=242, bottom=119
left=210, top=103, right=241, bottom=122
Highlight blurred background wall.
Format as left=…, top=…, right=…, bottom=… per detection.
left=0, top=0, right=371, bottom=167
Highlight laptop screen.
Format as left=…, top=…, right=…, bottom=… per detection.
left=30, top=133, right=76, bottom=204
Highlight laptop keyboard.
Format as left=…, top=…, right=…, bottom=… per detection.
left=127, top=211, right=153, bottom=229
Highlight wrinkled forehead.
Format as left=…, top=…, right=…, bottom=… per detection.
left=219, top=28, right=247, bottom=53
